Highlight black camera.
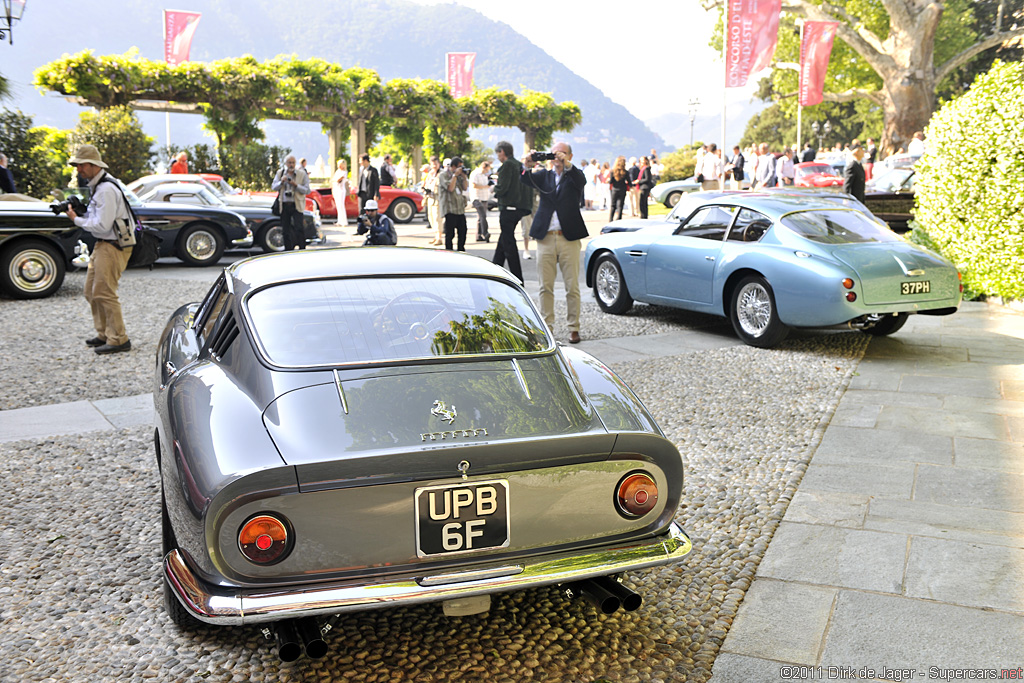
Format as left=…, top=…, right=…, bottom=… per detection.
left=531, top=151, right=557, bottom=162
left=50, top=195, right=87, bottom=216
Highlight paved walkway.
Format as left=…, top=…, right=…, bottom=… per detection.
left=711, top=302, right=1024, bottom=682
left=3, top=281, right=1021, bottom=680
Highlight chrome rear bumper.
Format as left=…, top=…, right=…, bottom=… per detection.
left=164, top=522, right=692, bottom=625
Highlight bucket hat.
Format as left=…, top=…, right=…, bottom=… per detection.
left=68, top=144, right=109, bottom=169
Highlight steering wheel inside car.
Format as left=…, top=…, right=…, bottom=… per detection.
left=377, top=291, right=457, bottom=348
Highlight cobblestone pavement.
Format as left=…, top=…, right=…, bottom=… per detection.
left=0, top=270, right=869, bottom=681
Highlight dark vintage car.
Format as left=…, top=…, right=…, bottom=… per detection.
left=131, top=173, right=318, bottom=214
left=132, top=181, right=322, bottom=252
left=0, top=188, right=250, bottom=298
left=863, top=167, right=916, bottom=232
left=156, top=247, right=692, bottom=661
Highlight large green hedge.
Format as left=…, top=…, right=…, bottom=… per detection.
left=914, top=60, right=1024, bottom=300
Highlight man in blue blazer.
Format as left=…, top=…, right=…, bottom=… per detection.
left=520, top=141, right=588, bottom=343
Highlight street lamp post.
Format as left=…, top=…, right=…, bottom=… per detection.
left=1, top=0, right=26, bottom=44
left=811, top=120, right=832, bottom=154
left=688, top=98, right=700, bottom=147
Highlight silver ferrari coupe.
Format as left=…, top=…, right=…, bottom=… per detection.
left=155, top=247, right=691, bottom=661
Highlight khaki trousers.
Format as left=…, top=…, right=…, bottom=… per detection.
left=536, top=231, right=581, bottom=333
left=84, top=241, right=132, bottom=345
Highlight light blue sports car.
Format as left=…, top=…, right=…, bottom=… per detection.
left=584, top=193, right=962, bottom=348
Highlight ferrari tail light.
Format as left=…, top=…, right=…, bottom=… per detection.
left=846, top=292, right=857, bottom=302
left=841, top=278, right=855, bottom=289
left=958, top=271, right=963, bottom=292
left=239, top=514, right=291, bottom=564
left=615, top=472, right=659, bottom=518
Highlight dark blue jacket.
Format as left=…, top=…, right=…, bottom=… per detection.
left=0, top=167, right=16, bottom=194
left=519, top=164, right=588, bottom=241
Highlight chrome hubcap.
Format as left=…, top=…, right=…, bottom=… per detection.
left=11, top=250, right=57, bottom=292
left=736, top=282, right=772, bottom=336
left=267, top=226, right=284, bottom=251
left=186, top=230, right=217, bottom=260
left=595, top=261, right=620, bottom=305
left=392, top=201, right=413, bottom=222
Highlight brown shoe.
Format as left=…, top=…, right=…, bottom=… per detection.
left=569, top=331, right=581, bottom=344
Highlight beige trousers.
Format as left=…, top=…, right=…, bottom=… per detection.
left=84, top=241, right=132, bottom=345
left=536, top=231, right=581, bottom=333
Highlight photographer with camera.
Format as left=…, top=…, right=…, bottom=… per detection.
left=520, top=141, right=588, bottom=344
left=354, top=200, right=398, bottom=246
left=62, top=144, right=135, bottom=355
left=437, top=156, right=469, bottom=251
left=271, top=155, right=310, bottom=251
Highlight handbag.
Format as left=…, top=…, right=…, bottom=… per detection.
left=696, top=173, right=704, bottom=184
left=271, top=196, right=281, bottom=216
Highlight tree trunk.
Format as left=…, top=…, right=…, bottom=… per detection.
left=349, top=119, right=366, bottom=180
left=523, top=129, right=536, bottom=153
left=880, top=75, right=936, bottom=155
left=411, top=144, right=423, bottom=184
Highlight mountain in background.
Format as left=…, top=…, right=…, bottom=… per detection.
left=2, top=0, right=670, bottom=163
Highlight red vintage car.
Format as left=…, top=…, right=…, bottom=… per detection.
left=794, top=162, right=845, bottom=188
left=200, top=173, right=319, bottom=213
left=307, top=186, right=423, bottom=224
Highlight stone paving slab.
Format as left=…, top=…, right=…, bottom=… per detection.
left=756, top=523, right=907, bottom=594
left=709, top=653, right=793, bottom=683
left=819, top=591, right=1024, bottom=673
left=783, top=491, right=869, bottom=528
left=811, top=425, right=952, bottom=465
left=0, top=399, right=115, bottom=442
left=914, top=464, right=1024, bottom=513
left=954, top=436, right=1024, bottom=472
left=873, top=404, right=1008, bottom=440
left=904, top=536, right=1024, bottom=612
left=865, top=498, right=1024, bottom=548
left=897, top=374, right=1003, bottom=398
left=92, top=393, right=154, bottom=429
left=799, top=461, right=916, bottom=498
left=838, top=388, right=944, bottom=409
left=719, top=580, right=836, bottom=666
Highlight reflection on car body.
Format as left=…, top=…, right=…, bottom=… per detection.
left=156, top=247, right=691, bottom=661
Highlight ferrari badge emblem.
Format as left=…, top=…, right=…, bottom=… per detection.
left=431, top=400, right=457, bottom=425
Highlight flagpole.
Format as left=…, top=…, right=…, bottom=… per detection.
left=721, top=10, right=728, bottom=191
left=796, top=20, right=804, bottom=156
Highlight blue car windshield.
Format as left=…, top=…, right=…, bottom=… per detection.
left=781, top=209, right=900, bottom=244
left=246, top=276, right=552, bottom=367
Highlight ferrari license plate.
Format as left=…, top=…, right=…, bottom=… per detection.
left=415, top=480, right=510, bottom=557
left=901, top=280, right=930, bottom=295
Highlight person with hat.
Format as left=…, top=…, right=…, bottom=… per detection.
left=62, top=144, right=134, bottom=355
left=271, top=155, right=311, bottom=251
left=354, top=199, right=397, bottom=246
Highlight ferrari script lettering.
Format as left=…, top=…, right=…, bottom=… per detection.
left=420, top=428, right=488, bottom=441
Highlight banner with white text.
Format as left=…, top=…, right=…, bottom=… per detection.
left=446, top=52, right=476, bottom=99
left=799, top=21, right=840, bottom=106
left=164, top=10, right=202, bottom=66
left=725, top=0, right=781, bottom=88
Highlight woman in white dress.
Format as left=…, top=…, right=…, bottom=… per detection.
left=331, top=159, right=351, bottom=225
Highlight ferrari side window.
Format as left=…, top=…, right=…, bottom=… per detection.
left=728, top=209, right=771, bottom=243
left=677, top=205, right=737, bottom=241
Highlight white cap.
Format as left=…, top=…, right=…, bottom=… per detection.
left=364, top=199, right=379, bottom=210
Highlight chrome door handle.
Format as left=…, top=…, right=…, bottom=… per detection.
left=164, top=361, right=177, bottom=376
left=705, top=256, right=716, bottom=261
left=626, top=250, right=646, bottom=257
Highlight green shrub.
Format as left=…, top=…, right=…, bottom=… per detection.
left=914, top=60, right=1024, bottom=300
left=219, top=144, right=291, bottom=191
left=0, top=109, right=68, bottom=198
left=658, top=148, right=697, bottom=183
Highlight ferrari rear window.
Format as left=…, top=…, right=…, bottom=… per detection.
left=782, top=209, right=900, bottom=244
left=245, top=276, right=552, bottom=367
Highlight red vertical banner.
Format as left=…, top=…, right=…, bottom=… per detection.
left=164, top=10, right=202, bottom=66
left=446, top=52, right=476, bottom=98
left=799, top=22, right=839, bottom=106
left=725, top=0, right=782, bottom=88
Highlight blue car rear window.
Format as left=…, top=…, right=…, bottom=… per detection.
left=246, top=276, right=552, bottom=367
left=782, top=209, right=900, bottom=244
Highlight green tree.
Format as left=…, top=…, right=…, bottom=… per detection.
left=703, top=0, right=1024, bottom=154
left=67, top=105, right=155, bottom=182
left=0, top=109, right=66, bottom=197
left=912, top=60, right=1024, bottom=301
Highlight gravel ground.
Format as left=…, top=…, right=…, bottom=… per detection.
left=0, top=269, right=869, bottom=682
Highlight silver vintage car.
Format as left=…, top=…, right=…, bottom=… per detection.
left=155, top=247, right=691, bottom=661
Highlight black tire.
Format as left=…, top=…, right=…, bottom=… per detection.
left=256, top=222, right=285, bottom=253
left=387, top=198, right=416, bottom=224
left=592, top=254, right=633, bottom=314
left=176, top=224, right=225, bottom=267
left=862, top=312, right=909, bottom=336
left=0, top=239, right=67, bottom=299
left=729, top=275, right=789, bottom=348
left=664, top=191, right=682, bottom=208
left=160, top=486, right=204, bottom=630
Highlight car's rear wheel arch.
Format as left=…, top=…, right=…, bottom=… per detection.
left=721, top=268, right=764, bottom=319
left=587, top=248, right=615, bottom=288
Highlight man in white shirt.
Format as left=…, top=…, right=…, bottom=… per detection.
left=469, top=160, right=492, bottom=242
left=63, top=144, right=135, bottom=355
left=907, top=132, right=926, bottom=156
left=775, top=148, right=796, bottom=186
left=700, top=144, right=723, bottom=190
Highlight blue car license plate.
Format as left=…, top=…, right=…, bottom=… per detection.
left=415, top=480, right=510, bottom=557
left=901, top=281, right=930, bottom=295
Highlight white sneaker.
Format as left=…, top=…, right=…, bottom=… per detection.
left=522, top=250, right=533, bottom=260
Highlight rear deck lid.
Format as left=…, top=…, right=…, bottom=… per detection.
left=829, top=243, right=957, bottom=305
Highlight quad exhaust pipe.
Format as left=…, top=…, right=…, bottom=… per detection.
left=266, top=617, right=330, bottom=662
left=564, top=576, right=643, bottom=614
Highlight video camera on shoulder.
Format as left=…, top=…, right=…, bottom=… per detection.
left=530, top=151, right=556, bottom=162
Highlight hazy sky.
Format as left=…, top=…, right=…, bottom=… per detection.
left=409, top=0, right=755, bottom=121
